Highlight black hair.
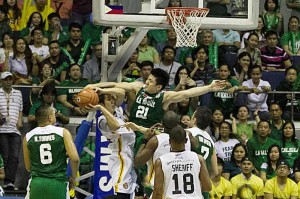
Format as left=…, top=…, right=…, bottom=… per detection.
left=192, top=45, right=209, bottom=61
left=68, top=63, right=81, bottom=73
left=49, top=40, right=60, bottom=47
left=1, top=32, right=12, bottom=48
left=282, top=121, right=298, bottom=148
left=257, top=119, right=271, bottom=129
left=285, top=66, right=298, bottom=76
left=235, top=51, right=253, bottom=75
left=230, top=143, right=248, bottom=162
left=27, top=12, right=45, bottom=29
left=249, top=65, right=262, bottom=78
left=3, top=0, right=21, bottom=20
left=217, top=157, right=225, bottom=167
left=13, top=38, right=33, bottom=74
left=174, top=65, right=192, bottom=86
left=139, top=60, right=154, bottom=70
left=150, top=68, right=170, bottom=91
left=40, top=82, right=57, bottom=97
left=0, top=5, right=8, bottom=15
left=69, top=22, right=82, bottom=32
left=162, top=111, right=179, bottom=133
left=219, top=121, right=234, bottom=139
left=265, top=29, right=278, bottom=39
left=266, top=144, right=282, bottom=174
left=264, top=0, right=279, bottom=12
left=161, top=45, right=176, bottom=60
left=169, top=126, right=186, bottom=144
left=269, top=101, right=283, bottom=111
left=210, top=108, right=224, bottom=139
left=47, top=12, right=61, bottom=20
left=288, top=16, right=300, bottom=31
left=194, top=106, right=212, bottom=130
left=31, top=27, right=44, bottom=37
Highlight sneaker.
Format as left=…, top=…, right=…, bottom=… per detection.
left=3, top=183, right=14, bottom=190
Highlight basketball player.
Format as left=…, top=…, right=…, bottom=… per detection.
left=186, top=106, right=218, bottom=199
left=23, top=105, right=79, bottom=199
left=86, top=68, right=225, bottom=151
left=87, top=88, right=137, bottom=199
left=152, top=126, right=211, bottom=199
left=186, top=106, right=218, bottom=177
left=125, top=111, right=191, bottom=195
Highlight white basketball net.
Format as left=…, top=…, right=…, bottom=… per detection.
left=166, top=8, right=209, bottom=47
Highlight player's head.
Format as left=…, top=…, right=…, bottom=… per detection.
left=145, top=68, right=169, bottom=93
left=99, top=94, right=116, bottom=114
left=191, top=106, right=212, bottom=130
left=169, top=126, right=187, bottom=150
left=162, top=111, right=179, bottom=134
left=35, top=104, right=56, bottom=126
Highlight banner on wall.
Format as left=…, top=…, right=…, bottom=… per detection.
left=93, top=112, right=114, bottom=199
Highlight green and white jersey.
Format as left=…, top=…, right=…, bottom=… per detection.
left=26, top=125, right=67, bottom=180
left=129, top=87, right=164, bottom=128
left=187, top=127, right=215, bottom=168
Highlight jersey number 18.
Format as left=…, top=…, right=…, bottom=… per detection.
left=172, top=173, right=194, bottom=195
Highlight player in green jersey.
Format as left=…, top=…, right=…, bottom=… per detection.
left=23, top=105, right=79, bottom=199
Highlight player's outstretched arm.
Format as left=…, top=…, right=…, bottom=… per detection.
left=198, top=155, right=212, bottom=192
left=23, top=137, right=31, bottom=172
left=85, top=81, right=144, bottom=95
left=163, top=80, right=226, bottom=109
left=96, top=88, right=125, bottom=107
left=152, top=159, right=164, bottom=199
left=63, top=129, right=80, bottom=188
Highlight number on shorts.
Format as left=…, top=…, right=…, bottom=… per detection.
left=40, top=143, right=52, bottom=164
left=172, top=173, right=194, bottom=194
left=136, top=106, right=149, bottom=119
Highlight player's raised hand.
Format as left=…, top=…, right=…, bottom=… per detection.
left=209, top=80, right=227, bottom=91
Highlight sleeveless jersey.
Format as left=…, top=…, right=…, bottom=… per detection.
left=146, top=133, right=191, bottom=186
left=160, top=151, right=203, bottom=199
left=99, top=106, right=136, bottom=159
left=187, top=127, right=215, bottom=168
left=129, top=87, right=164, bottom=128
left=26, top=125, right=67, bottom=180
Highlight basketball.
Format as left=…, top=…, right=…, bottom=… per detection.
left=73, top=89, right=99, bottom=108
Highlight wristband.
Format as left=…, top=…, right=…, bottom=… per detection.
left=142, top=139, right=148, bottom=145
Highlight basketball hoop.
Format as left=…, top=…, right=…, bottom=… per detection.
left=166, top=7, right=209, bottom=47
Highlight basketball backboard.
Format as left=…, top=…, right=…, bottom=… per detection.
left=92, top=0, right=259, bottom=30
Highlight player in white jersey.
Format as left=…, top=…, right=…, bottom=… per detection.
left=153, top=126, right=211, bottom=199
left=87, top=88, right=137, bottom=199
left=125, top=111, right=191, bottom=188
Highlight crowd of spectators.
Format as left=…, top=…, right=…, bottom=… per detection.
left=2, top=0, right=300, bottom=198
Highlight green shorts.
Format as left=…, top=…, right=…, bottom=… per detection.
left=26, top=177, right=69, bottom=199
